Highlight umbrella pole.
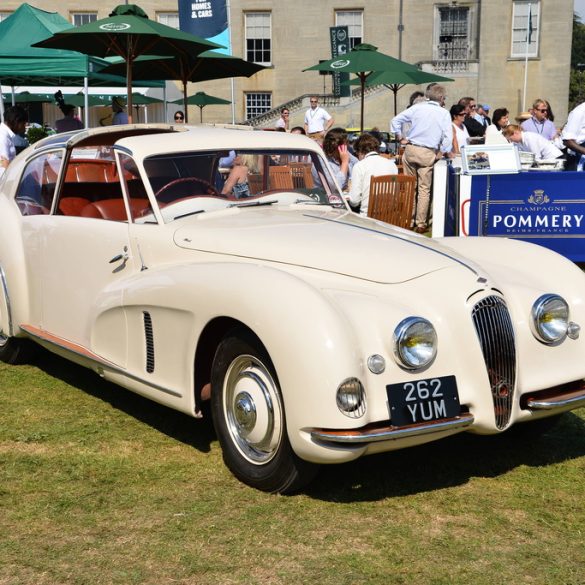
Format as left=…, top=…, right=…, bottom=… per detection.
left=200, top=106, right=203, bottom=124
left=360, top=74, right=366, bottom=133
left=183, top=80, right=188, bottom=123
left=126, top=57, right=134, bottom=124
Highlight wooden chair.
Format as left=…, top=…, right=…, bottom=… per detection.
left=268, top=166, right=294, bottom=190
left=247, top=173, right=264, bottom=195
left=289, top=162, right=314, bottom=189
left=367, top=174, right=416, bottom=229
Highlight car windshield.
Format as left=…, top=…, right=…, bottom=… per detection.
left=141, top=148, right=344, bottom=223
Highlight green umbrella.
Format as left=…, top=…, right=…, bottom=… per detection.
left=101, top=50, right=264, bottom=123
left=3, top=91, right=54, bottom=104
left=62, top=93, right=110, bottom=107
left=304, top=43, right=452, bottom=131
left=33, top=4, right=222, bottom=121
left=345, top=69, right=453, bottom=117
left=171, top=91, right=231, bottom=123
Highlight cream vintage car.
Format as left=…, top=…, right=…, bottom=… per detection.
left=1, top=124, right=585, bottom=493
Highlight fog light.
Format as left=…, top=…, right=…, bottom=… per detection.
left=336, top=378, right=366, bottom=418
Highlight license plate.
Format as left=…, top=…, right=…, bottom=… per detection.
left=387, top=375, right=460, bottom=427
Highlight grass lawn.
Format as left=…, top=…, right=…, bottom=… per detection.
left=1, top=349, right=584, bottom=585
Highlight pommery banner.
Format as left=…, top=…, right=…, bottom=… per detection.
left=178, top=0, right=231, bottom=53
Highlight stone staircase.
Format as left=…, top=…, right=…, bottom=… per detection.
left=245, top=85, right=383, bottom=128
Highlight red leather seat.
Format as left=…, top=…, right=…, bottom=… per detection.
left=80, top=198, right=152, bottom=221
left=58, top=197, right=90, bottom=217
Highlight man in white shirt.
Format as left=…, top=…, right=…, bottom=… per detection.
left=304, top=96, right=333, bottom=143
left=562, top=102, right=585, bottom=170
left=503, top=124, right=562, bottom=160
left=348, top=133, right=398, bottom=216
left=0, top=106, right=27, bottom=177
left=391, top=84, right=452, bottom=232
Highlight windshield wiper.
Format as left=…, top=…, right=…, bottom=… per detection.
left=293, top=198, right=330, bottom=205
left=228, top=199, right=277, bottom=208
left=173, top=209, right=206, bottom=220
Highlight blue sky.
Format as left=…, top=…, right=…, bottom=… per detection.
left=576, top=0, right=585, bottom=20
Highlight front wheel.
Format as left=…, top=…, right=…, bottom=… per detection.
left=211, top=328, right=318, bottom=493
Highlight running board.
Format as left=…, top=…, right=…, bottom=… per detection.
left=20, top=324, right=182, bottom=399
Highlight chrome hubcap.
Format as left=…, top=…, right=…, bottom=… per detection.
left=223, top=355, right=283, bottom=464
left=234, top=392, right=257, bottom=433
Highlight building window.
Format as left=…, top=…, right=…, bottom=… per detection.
left=335, top=10, right=363, bottom=49
left=71, top=13, right=97, bottom=26
left=246, top=93, right=271, bottom=120
left=0, top=12, right=12, bottom=22
left=245, top=12, right=271, bottom=65
left=157, top=12, right=180, bottom=29
left=511, top=1, right=540, bottom=58
left=437, top=6, right=470, bottom=63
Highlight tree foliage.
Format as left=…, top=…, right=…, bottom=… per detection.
left=570, top=12, right=585, bottom=109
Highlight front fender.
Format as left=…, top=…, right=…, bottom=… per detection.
left=116, top=262, right=365, bottom=458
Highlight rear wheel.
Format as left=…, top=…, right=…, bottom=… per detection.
left=210, top=328, right=318, bottom=493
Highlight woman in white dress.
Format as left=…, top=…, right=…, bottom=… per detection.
left=450, top=104, right=470, bottom=154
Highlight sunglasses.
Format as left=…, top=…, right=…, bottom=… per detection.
left=535, top=109, right=548, bottom=113
left=174, top=116, right=184, bottom=120
left=283, top=112, right=289, bottom=115
left=310, top=101, right=317, bottom=104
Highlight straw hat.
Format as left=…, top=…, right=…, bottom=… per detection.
left=112, top=96, right=126, bottom=110
left=515, top=111, right=531, bottom=123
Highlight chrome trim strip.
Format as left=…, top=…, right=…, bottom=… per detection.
left=0, top=265, right=14, bottom=337
left=310, top=413, right=475, bottom=444
left=527, top=392, right=585, bottom=411
left=304, top=213, right=480, bottom=277
left=22, top=325, right=182, bottom=398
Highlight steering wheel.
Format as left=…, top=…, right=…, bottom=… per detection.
left=155, top=177, right=222, bottom=200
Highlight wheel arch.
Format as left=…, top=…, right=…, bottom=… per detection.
left=194, top=317, right=274, bottom=404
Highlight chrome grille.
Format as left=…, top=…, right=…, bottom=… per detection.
left=143, top=311, right=155, bottom=374
left=471, top=295, right=516, bottom=430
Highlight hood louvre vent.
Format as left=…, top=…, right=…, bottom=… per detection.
left=143, top=311, right=155, bottom=374
left=471, top=295, right=516, bottom=430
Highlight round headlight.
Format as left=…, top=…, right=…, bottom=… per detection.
left=393, top=317, right=437, bottom=369
left=531, top=294, right=569, bottom=344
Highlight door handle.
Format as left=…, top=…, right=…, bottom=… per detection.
left=109, top=246, right=129, bottom=264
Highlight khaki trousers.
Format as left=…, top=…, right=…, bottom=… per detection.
left=403, top=144, right=438, bottom=228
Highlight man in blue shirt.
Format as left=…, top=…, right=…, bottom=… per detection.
left=391, top=84, right=452, bottom=233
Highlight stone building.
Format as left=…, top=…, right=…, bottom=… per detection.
left=0, top=1, right=574, bottom=129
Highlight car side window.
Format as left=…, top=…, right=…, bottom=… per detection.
left=15, top=151, right=63, bottom=216
left=56, top=147, right=128, bottom=221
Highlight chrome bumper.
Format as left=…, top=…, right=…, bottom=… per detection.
left=526, top=384, right=585, bottom=411
left=310, top=413, right=475, bottom=445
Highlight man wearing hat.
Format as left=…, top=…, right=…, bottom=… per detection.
left=474, top=105, right=491, bottom=127
left=112, top=97, right=128, bottom=125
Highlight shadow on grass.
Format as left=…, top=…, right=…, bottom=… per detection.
left=30, top=348, right=585, bottom=501
left=33, top=348, right=216, bottom=453
left=306, top=412, right=585, bottom=502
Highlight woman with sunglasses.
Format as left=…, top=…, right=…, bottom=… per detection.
left=174, top=111, right=185, bottom=124
left=275, top=108, right=290, bottom=131
left=521, top=99, right=557, bottom=141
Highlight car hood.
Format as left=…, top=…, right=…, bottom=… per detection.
left=173, top=207, right=483, bottom=284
